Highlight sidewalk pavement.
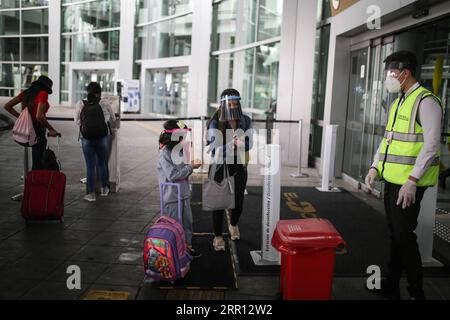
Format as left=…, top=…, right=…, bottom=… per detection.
left=0, top=119, right=449, bottom=300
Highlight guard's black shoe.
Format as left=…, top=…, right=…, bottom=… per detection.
left=439, top=174, right=446, bottom=190
left=188, top=248, right=202, bottom=258
left=367, top=279, right=400, bottom=300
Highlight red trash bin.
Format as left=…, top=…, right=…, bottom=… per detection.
left=271, top=218, right=346, bottom=300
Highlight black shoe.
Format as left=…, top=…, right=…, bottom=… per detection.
left=367, top=279, right=400, bottom=300
left=189, top=248, right=202, bottom=258
left=439, top=174, right=446, bottom=189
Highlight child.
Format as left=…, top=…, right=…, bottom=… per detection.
left=157, top=120, right=202, bottom=258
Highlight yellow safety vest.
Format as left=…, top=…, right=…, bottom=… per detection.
left=377, top=86, right=442, bottom=187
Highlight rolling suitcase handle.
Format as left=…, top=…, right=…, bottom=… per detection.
left=159, top=182, right=182, bottom=223
left=46, top=133, right=61, bottom=169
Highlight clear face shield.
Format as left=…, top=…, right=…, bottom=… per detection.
left=219, top=95, right=243, bottom=121
left=384, top=62, right=409, bottom=94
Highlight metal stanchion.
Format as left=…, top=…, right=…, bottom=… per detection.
left=197, top=115, right=209, bottom=173
left=290, top=119, right=309, bottom=178
left=11, top=147, right=29, bottom=201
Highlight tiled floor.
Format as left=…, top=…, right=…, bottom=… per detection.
left=0, top=119, right=449, bottom=300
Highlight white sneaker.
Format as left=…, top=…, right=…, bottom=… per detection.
left=213, top=236, right=226, bottom=251
left=100, top=186, right=110, bottom=197
left=228, top=225, right=240, bottom=240
left=84, top=193, right=96, bottom=202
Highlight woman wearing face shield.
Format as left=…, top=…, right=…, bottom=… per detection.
left=364, top=51, right=442, bottom=300
left=206, top=88, right=253, bottom=251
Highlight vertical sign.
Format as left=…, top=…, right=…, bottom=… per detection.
left=251, top=144, right=281, bottom=265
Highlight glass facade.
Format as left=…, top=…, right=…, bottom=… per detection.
left=135, top=0, right=193, bottom=116
left=135, top=0, right=193, bottom=61
left=0, top=1, right=49, bottom=97
left=60, top=0, right=121, bottom=103
left=146, top=68, right=189, bottom=116
left=209, top=0, right=282, bottom=116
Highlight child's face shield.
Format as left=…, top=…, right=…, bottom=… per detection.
left=219, top=95, right=243, bottom=121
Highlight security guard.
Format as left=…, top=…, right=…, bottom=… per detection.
left=365, top=51, right=442, bottom=300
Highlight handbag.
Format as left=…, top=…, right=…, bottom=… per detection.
left=202, top=162, right=235, bottom=211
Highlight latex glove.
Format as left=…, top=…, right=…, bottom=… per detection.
left=364, top=168, right=378, bottom=191
left=396, top=180, right=417, bottom=209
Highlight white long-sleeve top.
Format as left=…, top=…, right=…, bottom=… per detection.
left=372, top=82, right=442, bottom=181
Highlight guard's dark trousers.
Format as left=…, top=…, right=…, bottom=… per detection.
left=383, top=181, right=427, bottom=299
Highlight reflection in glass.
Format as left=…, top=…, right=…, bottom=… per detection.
left=62, top=30, right=119, bottom=61
left=22, top=37, right=48, bottom=61
left=62, top=0, right=120, bottom=33
left=0, top=38, right=20, bottom=61
left=257, top=0, right=282, bottom=41
left=0, top=0, right=20, bottom=9
left=0, top=64, right=14, bottom=87
left=22, top=9, right=48, bottom=34
left=0, top=10, right=20, bottom=35
left=136, top=14, right=192, bottom=60
left=74, top=70, right=115, bottom=103
left=21, top=64, right=48, bottom=87
left=212, top=0, right=257, bottom=52
left=343, top=48, right=369, bottom=179
left=0, top=63, right=48, bottom=92
left=136, top=0, right=192, bottom=24
left=22, top=0, right=49, bottom=7
left=209, top=42, right=279, bottom=112
left=147, top=69, right=188, bottom=117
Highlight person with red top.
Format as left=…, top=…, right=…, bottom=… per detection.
left=3, top=75, right=59, bottom=170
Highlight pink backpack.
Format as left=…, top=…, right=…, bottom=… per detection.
left=12, top=107, right=37, bottom=147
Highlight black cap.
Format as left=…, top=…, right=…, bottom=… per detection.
left=31, top=75, right=53, bottom=94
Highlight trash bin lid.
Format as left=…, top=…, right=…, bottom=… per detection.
left=272, top=218, right=346, bottom=251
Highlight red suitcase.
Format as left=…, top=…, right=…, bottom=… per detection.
left=21, top=170, right=66, bottom=222
left=21, top=135, right=65, bottom=222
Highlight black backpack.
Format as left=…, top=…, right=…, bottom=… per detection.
left=41, top=148, right=60, bottom=171
left=80, top=101, right=108, bottom=140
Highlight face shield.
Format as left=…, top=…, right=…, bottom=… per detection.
left=384, top=62, right=409, bottom=94
left=219, top=95, right=243, bottom=121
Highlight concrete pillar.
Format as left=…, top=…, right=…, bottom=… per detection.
left=187, top=0, right=213, bottom=117
left=119, top=0, right=135, bottom=81
left=276, top=0, right=317, bottom=167
left=48, top=0, right=61, bottom=105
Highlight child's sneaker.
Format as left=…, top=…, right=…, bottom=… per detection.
left=84, top=193, right=96, bottom=202
left=213, top=236, right=226, bottom=251
left=100, top=186, right=110, bottom=196
left=188, top=247, right=202, bottom=258
left=228, top=225, right=240, bottom=240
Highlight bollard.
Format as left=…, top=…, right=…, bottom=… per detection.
left=290, top=119, right=309, bottom=178
left=316, top=124, right=340, bottom=192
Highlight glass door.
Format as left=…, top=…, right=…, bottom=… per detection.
left=73, top=69, right=115, bottom=104
left=146, top=68, right=189, bottom=117
left=343, top=47, right=370, bottom=179
left=343, top=39, right=395, bottom=193
left=358, top=40, right=395, bottom=193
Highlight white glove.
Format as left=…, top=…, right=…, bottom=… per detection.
left=396, top=180, right=417, bottom=209
left=364, top=168, right=378, bottom=191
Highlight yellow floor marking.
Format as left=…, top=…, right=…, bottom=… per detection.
left=133, top=121, right=163, bottom=135
left=82, top=290, right=130, bottom=300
